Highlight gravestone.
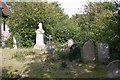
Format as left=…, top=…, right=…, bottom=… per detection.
left=97, top=43, right=110, bottom=63
left=13, top=36, right=17, bottom=49
left=81, top=40, right=95, bottom=63
left=46, top=35, right=53, bottom=53
left=34, top=23, right=45, bottom=50
left=107, top=60, right=120, bottom=78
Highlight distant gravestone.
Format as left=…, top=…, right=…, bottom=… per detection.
left=107, top=60, right=120, bottom=78
left=34, top=23, right=45, bottom=50
left=81, top=40, right=95, bottom=63
left=46, top=35, right=53, bottom=53
left=13, top=36, right=17, bottom=49
left=97, top=43, right=110, bottom=63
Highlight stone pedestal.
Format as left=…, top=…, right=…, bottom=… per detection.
left=34, top=23, right=45, bottom=50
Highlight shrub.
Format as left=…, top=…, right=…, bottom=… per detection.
left=69, top=43, right=81, bottom=61
left=4, top=35, right=13, bottom=48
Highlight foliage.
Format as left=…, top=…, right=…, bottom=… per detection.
left=72, top=2, right=120, bottom=61
left=4, top=35, right=13, bottom=48
left=57, top=50, right=69, bottom=60
left=69, top=43, right=81, bottom=61
left=53, top=25, right=82, bottom=43
left=7, top=2, right=68, bottom=47
left=4, top=1, right=120, bottom=61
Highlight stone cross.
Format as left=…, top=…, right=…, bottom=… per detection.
left=48, top=35, right=53, bottom=44
left=46, top=35, right=53, bottom=53
left=34, top=23, right=45, bottom=50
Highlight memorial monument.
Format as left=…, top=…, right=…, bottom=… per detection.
left=34, top=23, right=45, bottom=50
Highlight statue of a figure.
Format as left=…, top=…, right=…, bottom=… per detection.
left=38, top=23, right=42, bottom=30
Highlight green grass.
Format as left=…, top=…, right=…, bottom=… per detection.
left=1, top=48, right=107, bottom=78
left=29, top=61, right=106, bottom=78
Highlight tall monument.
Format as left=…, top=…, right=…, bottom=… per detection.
left=34, top=23, right=45, bottom=50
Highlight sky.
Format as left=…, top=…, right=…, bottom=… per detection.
left=47, top=0, right=113, bottom=17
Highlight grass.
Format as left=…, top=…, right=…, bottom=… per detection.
left=29, top=61, right=106, bottom=78
left=1, top=48, right=107, bottom=78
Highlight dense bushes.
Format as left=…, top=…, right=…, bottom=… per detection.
left=53, top=26, right=82, bottom=43
left=69, top=43, right=81, bottom=61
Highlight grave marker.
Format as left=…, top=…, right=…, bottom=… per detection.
left=97, top=43, right=110, bottom=63
left=81, top=40, right=95, bottom=63
left=46, top=35, right=53, bottom=53
left=107, top=60, right=120, bottom=78
left=34, top=23, right=45, bottom=50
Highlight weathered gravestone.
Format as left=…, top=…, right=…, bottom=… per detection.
left=46, top=35, right=53, bottom=53
left=107, top=60, right=120, bottom=78
left=34, top=23, right=45, bottom=50
left=97, top=43, right=110, bottom=64
left=81, top=40, right=95, bottom=63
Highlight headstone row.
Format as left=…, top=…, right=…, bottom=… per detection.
left=81, top=40, right=110, bottom=64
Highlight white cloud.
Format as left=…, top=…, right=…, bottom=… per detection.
left=48, top=0, right=88, bottom=17
left=48, top=0, right=113, bottom=17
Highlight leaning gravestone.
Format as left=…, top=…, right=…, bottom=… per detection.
left=81, top=40, right=95, bottom=63
left=34, top=23, right=45, bottom=50
left=107, top=60, right=120, bottom=78
left=97, top=43, right=110, bottom=64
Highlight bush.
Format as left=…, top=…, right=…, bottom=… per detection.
left=53, top=26, right=82, bottom=44
left=69, top=43, right=81, bottom=61
left=58, top=50, right=69, bottom=60
left=4, top=35, right=13, bottom=48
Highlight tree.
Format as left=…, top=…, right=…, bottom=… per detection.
left=73, top=2, right=119, bottom=61
left=7, top=2, right=68, bottom=47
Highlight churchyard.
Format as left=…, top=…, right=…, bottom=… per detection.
left=1, top=34, right=119, bottom=78
left=1, top=48, right=107, bottom=78
left=0, top=1, right=120, bottom=79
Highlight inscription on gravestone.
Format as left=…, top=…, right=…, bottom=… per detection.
left=97, top=43, right=110, bottom=63
left=81, top=40, right=95, bottom=63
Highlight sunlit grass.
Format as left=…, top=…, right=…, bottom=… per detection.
left=1, top=48, right=107, bottom=78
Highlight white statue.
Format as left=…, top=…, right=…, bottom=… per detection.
left=38, top=23, right=42, bottom=29
left=34, top=23, right=45, bottom=50
left=67, top=39, right=74, bottom=47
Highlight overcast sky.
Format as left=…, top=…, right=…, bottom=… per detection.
left=48, top=0, right=113, bottom=17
